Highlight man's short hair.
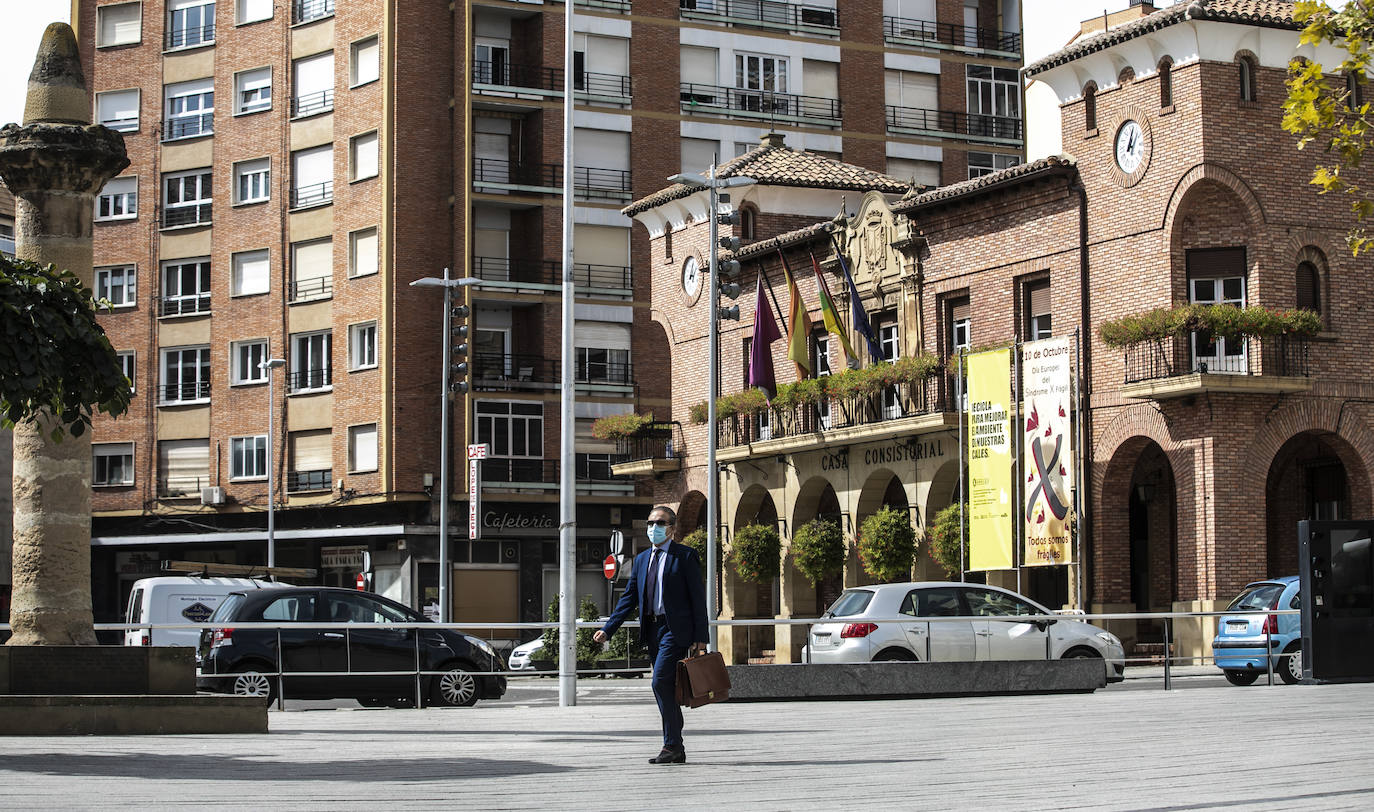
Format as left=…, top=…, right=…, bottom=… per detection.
left=650, top=505, right=677, bottom=525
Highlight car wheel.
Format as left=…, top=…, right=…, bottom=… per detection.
left=1061, top=647, right=1101, bottom=660
left=231, top=668, right=276, bottom=701
left=1279, top=644, right=1303, bottom=685
left=431, top=663, right=479, bottom=707
left=1223, top=669, right=1259, bottom=686
left=873, top=648, right=917, bottom=662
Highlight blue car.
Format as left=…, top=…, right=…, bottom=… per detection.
left=1211, top=576, right=1302, bottom=685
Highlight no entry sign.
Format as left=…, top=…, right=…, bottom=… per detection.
left=602, top=554, right=618, bottom=580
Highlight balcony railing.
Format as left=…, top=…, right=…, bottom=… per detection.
left=480, top=458, right=558, bottom=485
left=1122, top=335, right=1311, bottom=384
left=471, top=354, right=557, bottom=388
left=883, top=15, right=1022, bottom=53
left=576, top=0, right=631, bottom=10
left=576, top=454, right=633, bottom=483
left=473, top=61, right=632, bottom=98
left=158, top=292, right=211, bottom=317
left=103, top=117, right=139, bottom=133
left=680, top=0, right=838, bottom=31
left=716, top=376, right=950, bottom=448
left=287, top=368, right=333, bottom=392
left=472, top=159, right=632, bottom=199
left=290, top=276, right=334, bottom=302
left=470, top=256, right=632, bottom=290
left=576, top=359, right=634, bottom=385
left=165, top=23, right=215, bottom=50
left=885, top=105, right=1023, bottom=141
left=159, top=475, right=208, bottom=499
left=292, top=90, right=335, bottom=117
left=290, top=181, right=334, bottom=209
left=680, top=82, right=842, bottom=122
left=159, top=380, right=211, bottom=404
left=163, top=113, right=213, bottom=141
left=615, top=424, right=684, bottom=464
left=293, top=0, right=335, bottom=24
left=287, top=468, right=332, bottom=492
left=163, top=203, right=211, bottom=229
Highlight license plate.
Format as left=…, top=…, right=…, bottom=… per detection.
left=814, top=633, right=831, bottom=645
left=1227, top=622, right=1249, bottom=633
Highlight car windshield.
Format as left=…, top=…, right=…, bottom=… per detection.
left=1227, top=583, right=1285, bottom=611
left=209, top=593, right=245, bottom=623
left=826, top=590, right=874, bottom=617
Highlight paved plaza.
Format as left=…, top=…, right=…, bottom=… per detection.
left=3, top=676, right=1373, bottom=810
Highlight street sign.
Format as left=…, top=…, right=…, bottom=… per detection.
left=610, top=529, right=625, bottom=556
left=355, top=573, right=365, bottom=590
left=603, top=554, right=618, bottom=580
left=467, top=443, right=489, bottom=460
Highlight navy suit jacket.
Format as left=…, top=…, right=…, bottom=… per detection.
left=601, top=541, right=709, bottom=645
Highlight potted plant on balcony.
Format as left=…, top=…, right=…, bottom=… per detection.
left=589, top=411, right=656, bottom=441
left=1099, top=303, right=1321, bottom=347
left=789, top=518, right=846, bottom=585
left=858, top=505, right=918, bottom=583
left=928, top=502, right=970, bottom=579
left=730, top=523, right=782, bottom=583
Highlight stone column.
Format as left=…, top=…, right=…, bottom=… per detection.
left=0, top=24, right=129, bottom=646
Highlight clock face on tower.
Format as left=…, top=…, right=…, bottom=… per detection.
left=681, top=254, right=702, bottom=305
left=1107, top=107, right=1152, bottom=188
left=1115, top=119, right=1144, bottom=173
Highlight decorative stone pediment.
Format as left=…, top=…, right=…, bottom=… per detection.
left=834, top=191, right=912, bottom=298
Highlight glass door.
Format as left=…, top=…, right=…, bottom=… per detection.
left=1190, top=277, right=1246, bottom=373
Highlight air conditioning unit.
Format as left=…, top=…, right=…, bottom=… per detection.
left=200, top=486, right=226, bottom=506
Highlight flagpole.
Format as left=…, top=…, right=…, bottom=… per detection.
left=957, top=349, right=966, bottom=581
left=756, top=261, right=786, bottom=333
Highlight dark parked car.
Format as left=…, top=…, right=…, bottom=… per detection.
left=198, top=587, right=506, bottom=707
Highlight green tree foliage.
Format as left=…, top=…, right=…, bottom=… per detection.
left=858, top=506, right=918, bottom=583
left=679, top=527, right=710, bottom=582
left=790, top=518, right=846, bottom=585
left=928, top=503, right=970, bottom=579
left=1284, top=1, right=1374, bottom=254
left=0, top=257, right=131, bottom=440
left=730, top=523, right=782, bottom=583
left=539, top=594, right=602, bottom=665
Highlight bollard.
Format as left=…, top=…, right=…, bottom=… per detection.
left=414, top=630, right=424, bottom=708
left=275, top=628, right=285, bottom=711
left=1162, top=617, right=1172, bottom=691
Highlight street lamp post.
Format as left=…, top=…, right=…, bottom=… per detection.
left=666, top=168, right=755, bottom=653
left=260, top=357, right=287, bottom=569
left=411, top=271, right=481, bottom=623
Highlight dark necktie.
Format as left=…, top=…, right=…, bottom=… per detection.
left=644, top=547, right=662, bottom=616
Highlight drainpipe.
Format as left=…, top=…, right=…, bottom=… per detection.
left=1071, top=174, right=1092, bottom=609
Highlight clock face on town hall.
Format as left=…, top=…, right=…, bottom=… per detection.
left=681, top=254, right=703, bottom=305
left=1109, top=106, right=1152, bottom=188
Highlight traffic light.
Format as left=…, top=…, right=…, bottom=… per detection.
left=718, top=304, right=740, bottom=321
left=450, top=304, right=470, bottom=393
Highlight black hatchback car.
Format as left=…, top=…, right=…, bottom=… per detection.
left=197, top=587, right=506, bottom=707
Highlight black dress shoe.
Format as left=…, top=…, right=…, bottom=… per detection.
left=648, top=747, right=686, bottom=764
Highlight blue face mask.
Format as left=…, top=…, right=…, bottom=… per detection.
left=648, top=524, right=668, bottom=546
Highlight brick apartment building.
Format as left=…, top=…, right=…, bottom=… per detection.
left=69, top=0, right=1025, bottom=634
left=625, top=0, right=1373, bottom=664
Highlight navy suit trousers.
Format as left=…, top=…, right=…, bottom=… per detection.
left=651, top=623, right=688, bottom=748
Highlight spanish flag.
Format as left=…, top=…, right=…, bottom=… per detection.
left=810, top=251, right=858, bottom=366
left=778, top=250, right=812, bottom=379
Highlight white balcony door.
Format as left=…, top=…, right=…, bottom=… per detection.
left=1190, top=276, right=1246, bottom=374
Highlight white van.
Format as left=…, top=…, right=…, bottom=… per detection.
left=124, top=576, right=291, bottom=647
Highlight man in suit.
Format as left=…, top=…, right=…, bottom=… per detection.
left=594, top=505, right=708, bottom=764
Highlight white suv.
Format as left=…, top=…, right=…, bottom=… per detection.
left=803, top=582, right=1125, bottom=683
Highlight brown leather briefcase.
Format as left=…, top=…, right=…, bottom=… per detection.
left=675, top=651, right=730, bottom=708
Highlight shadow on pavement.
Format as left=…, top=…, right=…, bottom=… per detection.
left=0, top=753, right=577, bottom=781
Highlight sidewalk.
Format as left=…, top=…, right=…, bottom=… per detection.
left=3, top=680, right=1373, bottom=810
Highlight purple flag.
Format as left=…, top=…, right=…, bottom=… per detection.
left=748, top=273, right=782, bottom=399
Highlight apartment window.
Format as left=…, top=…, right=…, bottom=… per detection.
left=887, top=157, right=942, bottom=188
left=292, top=51, right=334, bottom=117
left=234, top=67, right=271, bottom=114
left=1158, top=57, right=1174, bottom=109
left=348, top=424, right=378, bottom=473
left=230, top=435, right=268, bottom=480
left=289, top=330, right=333, bottom=392
left=291, top=145, right=333, bottom=208
left=736, top=52, right=788, bottom=93
left=1238, top=54, right=1258, bottom=102
left=291, top=238, right=332, bottom=301
left=237, top=0, right=272, bottom=24
left=96, top=177, right=138, bottom=221
left=164, top=78, right=214, bottom=140
left=878, top=318, right=900, bottom=418
left=475, top=401, right=543, bottom=457
left=231, top=158, right=270, bottom=205
left=117, top=351, right=136, bottom=392
left=1083, top=82, right=1098, bottom=131
left=98, top=2, right=142, bottom=48
left=350, top=36, right=379, bottom=87
left=159, top=439, right=210, bottom=497
left=96, top=265, right=137, bottom=308
left=575, top=347, right=630, bottom=384
left=350, top=131, right=379, bottom=181
left=740, top=205, right=757, bottom=241
left=166, top=0, right=216, bottom=49
left=231, top=339, right=269, bottom=385
left=1297, top=260, right=1322, bottom=316
left=96, top=89, right=139, bottom=131
left=950, top=297, right=971, bottom=353
left=1024, top=279, right=1051, bottom=340
left=968, top=152, right=1020, bottom=179
left=288, top=430, right=332, bottom=491
left=94, top=443, right=135, bottom=486
left=162, top=169, right=212, bottom=227
left=349, top=227, right=378, bottom=277
left=811, top=332, right=831, bottom=377
left=967, top=64, right=1019, bottom=118
left=160, top=345, right=211, bottom=403
left=1187, top=248, right=1247, bottom=372
left=230, top=249, right=269, bottom=298
left=294, top=0, right=335, bottom=25
left=160, top=258, right=211, bottom=317
left=349, top=322, right=377, bottom=370
left=474, top=40, right=510, bottom=85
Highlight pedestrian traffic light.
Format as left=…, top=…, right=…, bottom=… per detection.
left=451, top=304, right=470, bottom=393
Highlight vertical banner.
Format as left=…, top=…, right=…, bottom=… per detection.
left=1021, top=337, right=1075, bottom=565
left=967, top=348, right=1014, bottom=571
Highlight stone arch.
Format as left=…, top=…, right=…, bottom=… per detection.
left=852, top=468, right=911, bottom=586
left=1161, top=163, right=1266, bottom=244
left=676, top=489, right=707, bottom=538
left=790, top=476, right=843, bottom=536
left=920, top=458, right=963, bottom=580
left=733, top=483, right=778, bottom=532
left=1263, top=430, right=1370, bottom=585
left=1241, top=398, right=1374, bottom=523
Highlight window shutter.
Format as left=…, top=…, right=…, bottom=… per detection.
left=1296, top=262, right=1321, bottom=314
left=681, top=138, right=718, bottom=175
left=803, top=59, right=839, bottom=100
left=573, top=225, right=628, bottom=267
left=234, top=249, right=270, bottom=295
left=160, top=439, right=210, bottom=495
left=293, top=145, right=332, bottom=190
left=290, top=430, right=333, bottom=472
left=98, top=90, right=139, bottom=124
left=351, top=229, right=378, bottom=276
left=292, top=239, right=333, bottom=285
left=951, top=298, right=970, bottom=323
left=350, top=425, right=378, bottom=471
left=576, top=321, right=632, bottom=351
left=354, top=38, right=379, bottom=85
left=680, top=46, right=718, bottom=85
left=100, top=4, right=141, bottom=46
left=1027, top=281, right=1050, bottom=317
left=294, top=52, right=334, bottom=98
left=573, top=129, right=629, bottom=171
left=1186, top=247, right=1246, bottom=279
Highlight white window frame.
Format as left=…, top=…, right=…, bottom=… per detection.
left=230, top=435, right=269, bottom=480
left=347, top=423, right=378, bottom=473
left=164, top=78, right=214, bottom=140
left=574, top=346, right=629, bottom=384
left=159, top=345, right=211, bottom=404
left=1190, top=276, right=1248, bottom=373
left=96, top=265, right=138, bottom=309
left=94, top=442, right=136, bottom=486
left=159, top=257, right=211, bottom=316
left=292, top=51, right=335, bottom=117
left=965, top=64, right=1020, bottom=119
left=350, top=131, right=379, bottom=181
left=166, top=0, right=216, bottom=50
left=289, top=330, right=333, bottom=393
left=233, top=157, right=270, bottom=205
left=230, top=339, right=269, bottom=385
left=236, top=0, right=272, bottom=25
left=231, top=248, right=270, bottom=297
left=118, top=351, right=136, bottom=393
left=349, top=321, right=378, bottom=371
left=350, top=36, right=380, bottom=87
left=96, top=88, right=140, bottom=132
left=97, top=2, right=143, bottom=48
left=967, top=151, right=1020, bottom=179
left=475, top=400, right=544, bottom=458
left=735, top=52, right=788, bottom=93
left=291, top=145, right=333, bottom=208
left=878, top=321, right=901, bottom=419
left=234, top=66, right=272, bottom=115
left=348, top=227, right=379, bottom=278
left=162, top=168, right=213, bottom=227
left=96, top=176, right=138, bottom=222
